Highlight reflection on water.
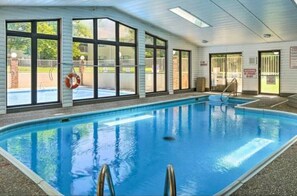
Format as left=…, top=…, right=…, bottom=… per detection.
left=0, top=102, right=297, bottom=195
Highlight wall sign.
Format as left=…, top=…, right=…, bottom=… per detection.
left=200, top=61, right=208, bottom=66
left=243, top=68, right=257, bottom=78
left=266, top=75, right=276, bottom=85
left=290, top=46, right=297, bottom=69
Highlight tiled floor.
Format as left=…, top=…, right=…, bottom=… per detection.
left=0, top=92, right=297, bottom=195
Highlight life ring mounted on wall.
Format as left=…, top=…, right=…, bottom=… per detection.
left=65, top=73, right=81, bottom=89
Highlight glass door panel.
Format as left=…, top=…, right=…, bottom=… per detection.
left=145, top=48, right=154, bottom=93
left=211, top=55, right=226, bottom=91
left=156, top=49, right=166, bottom=92
left=226, top=54, right=242, bottom=92
left=181, top=51, right=189, bottom=89
left=173, top=50, right=180, bottom=90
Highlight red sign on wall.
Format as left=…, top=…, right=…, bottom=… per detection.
left=243, top=69, right=257, bottom=78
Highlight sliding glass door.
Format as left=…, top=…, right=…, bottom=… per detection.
left=210, top=53, right=242, bottom=92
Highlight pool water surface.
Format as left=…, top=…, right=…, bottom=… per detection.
left=0, top=98, right=297, bottom=195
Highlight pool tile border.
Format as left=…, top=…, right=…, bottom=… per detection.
left=0, top=148, right=62, bottom=196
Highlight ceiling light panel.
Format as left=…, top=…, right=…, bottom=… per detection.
left=169, top=7, right=210, bottom=28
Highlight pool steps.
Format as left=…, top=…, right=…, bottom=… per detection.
left=97, top=164, right=176, bottom=196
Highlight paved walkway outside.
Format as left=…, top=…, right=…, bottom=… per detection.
left=0, top=93, right=296, bottom=195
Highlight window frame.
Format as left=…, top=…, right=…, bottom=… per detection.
left=145, top=32, right=168, bottom=94
left=72, top=17, right=138, bottom=101
left=6, top=19, right=61, bottom=108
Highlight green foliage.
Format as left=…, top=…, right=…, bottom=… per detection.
left=7, top=22, right=31, bottom=32
left=7, top=36, right=31, bottom=55
left=38, top=39, right=57, bottom=60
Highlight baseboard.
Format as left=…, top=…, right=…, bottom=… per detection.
left=242, top=90, right=258, bottom=95
left=280, top=93, right=295, bottom=97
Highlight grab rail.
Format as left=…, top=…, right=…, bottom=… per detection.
left=97, top=164, right=116, bottom=196
left=164, top=165, right=177, bottom=196
left=221, top=78, right=237, bottom=101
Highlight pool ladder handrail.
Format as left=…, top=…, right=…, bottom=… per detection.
left=164, top=164, right=177, bottom=196
left=97, top=164, right=176, bottom=196
left=97, top=164, right=116, bottom=196
left=221, top=78, right=238, bottom=101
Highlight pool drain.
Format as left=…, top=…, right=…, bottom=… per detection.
left=61, top=118, right=70, bottom=123
left=163, top=136, right=175, bottom=141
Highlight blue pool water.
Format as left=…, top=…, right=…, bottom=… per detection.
left=1, top=97, right=297, bottom=195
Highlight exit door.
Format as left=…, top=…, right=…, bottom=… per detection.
left=259, top=51, right=280, bottom=94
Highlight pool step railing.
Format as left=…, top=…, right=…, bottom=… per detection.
left=97, top=164, right=116, bottom=196
left=97, top=164, right=176, bottom=196
left=164, top=164, right=177, bottom=196
left=221, top=78, right=238, bottom=101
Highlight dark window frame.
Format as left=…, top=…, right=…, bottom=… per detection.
left=72, top=18, right=138, bottom=100
left=6, top=19, right=61, bottom=108
left=145, top=32, right=168, bottom=93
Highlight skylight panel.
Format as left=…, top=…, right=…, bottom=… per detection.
left=169, top=7, right=210, bottom=28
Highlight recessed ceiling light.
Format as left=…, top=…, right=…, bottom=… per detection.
left=263, top=33, right=271, bottom=38
left=169, top=7, right=210, bottom=28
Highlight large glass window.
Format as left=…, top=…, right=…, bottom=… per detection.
left=6, top=20, right=60, bottom=107
left=173, top=50, right=190, bottom=91
left=73, top=18, right=137, bottom=100
left=145, top=33, right=167, bottom=93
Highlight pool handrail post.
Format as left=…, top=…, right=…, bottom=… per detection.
left=97, top=164, right=116, bottom=196
left=164, top=164, right=177, bottom=196
left=220, top=78, right=238, bottom=101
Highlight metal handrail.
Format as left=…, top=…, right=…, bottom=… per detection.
left=221, top=78, right=238, bottom=100
left=164, top=164, right=176, bottom=196
left=97, top=164, right=116, bottom=196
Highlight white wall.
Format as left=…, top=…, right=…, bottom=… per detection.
left=198, top=41, right=297, bottom=94
left=0, top=6, right=199, bottom=114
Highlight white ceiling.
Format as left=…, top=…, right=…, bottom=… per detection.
left=1, top=0, right=297, bottom=46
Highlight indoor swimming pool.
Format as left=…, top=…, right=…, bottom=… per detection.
left=1, top=97, right=297, bottom=195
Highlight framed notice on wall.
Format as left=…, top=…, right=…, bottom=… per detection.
left=290, top=46, right=297, bottom=68
left=243, top=68, right=257, bottom=78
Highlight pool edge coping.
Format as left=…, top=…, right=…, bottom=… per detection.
left=215, top=103, right=297, bottom=196
left=0, top=95, right=209, bottom=132
left=0, top=147, right=62, bottom=196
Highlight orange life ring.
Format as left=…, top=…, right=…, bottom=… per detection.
left=65, top=73, right=81, bottom=89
